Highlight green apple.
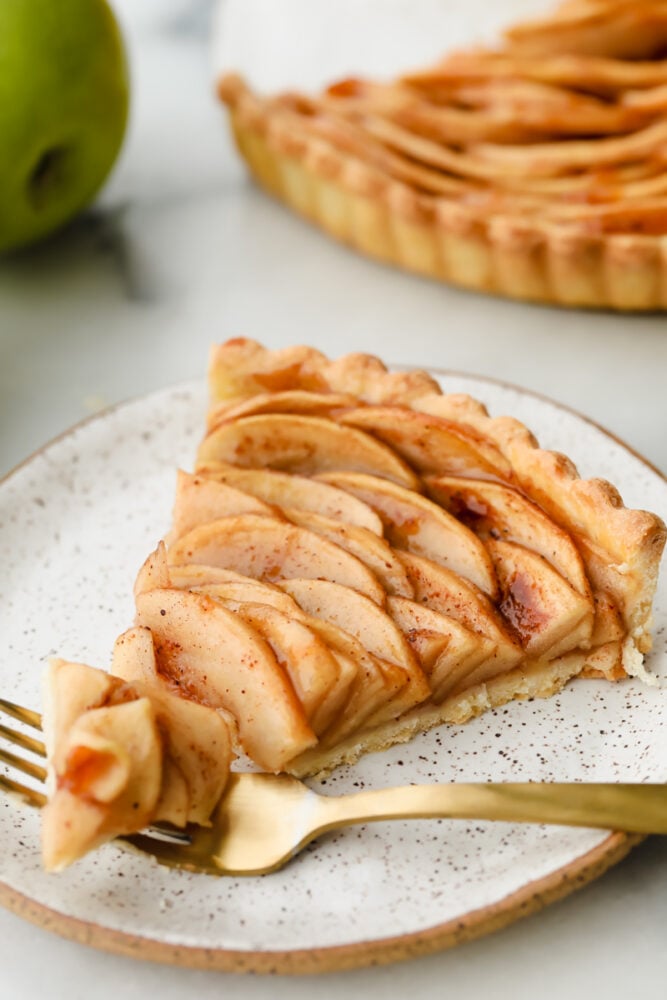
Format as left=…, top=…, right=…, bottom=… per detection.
left=0, top=0, right=129, bottom=253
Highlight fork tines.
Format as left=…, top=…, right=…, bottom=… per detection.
left=0, top=698, right=47, bottom=808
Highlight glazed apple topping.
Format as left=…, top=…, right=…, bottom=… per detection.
left=120, top=339, right=666, bottom=777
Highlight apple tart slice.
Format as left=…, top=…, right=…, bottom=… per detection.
left=114, top=337, right=663, bottom=779
left=217, top=0, right=667, bottom=310
left=43, top=337, right=665, bottom=869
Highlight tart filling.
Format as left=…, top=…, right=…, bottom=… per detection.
left=217, top=0, right=667, bottom=310
left=43, top=338, right=665, bottom=866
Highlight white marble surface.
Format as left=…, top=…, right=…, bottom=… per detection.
left=0, top=1, right=665, bottom=997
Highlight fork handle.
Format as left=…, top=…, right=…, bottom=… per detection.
left=315, top=783, right=667, bottom=835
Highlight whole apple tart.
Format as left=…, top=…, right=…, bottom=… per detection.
left=43, top=338, right=666, bottom=868
left=218, top=0, right=667, bottom=310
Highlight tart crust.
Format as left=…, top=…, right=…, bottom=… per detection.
left=289, top=652, right=587, bottom=778
left=217, top=0, right=667, bottom=312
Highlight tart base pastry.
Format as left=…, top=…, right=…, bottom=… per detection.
left=44, top=338, right=666, bottom=865
left=218, top=0, right=667, bottom=311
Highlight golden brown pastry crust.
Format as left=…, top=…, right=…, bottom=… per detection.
left=208, top=338, right=441, bottom=410
left=413, top=392, right=666, bottom=651
left=289, top=653, right=588, bottom=779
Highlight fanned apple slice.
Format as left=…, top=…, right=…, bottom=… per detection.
left=425, top=475, right=591, bottom=597
left=386, top=596, right=496, bottom=699
left=337, top=406, right=513, bottom=480
left=280, top=579, right=417, bottom=671
left=398, top=550, right=523, bottom=687
left=111, top=626, right=232, bottom=827
left=191, top=581, right=303, bottom=617
left=317, top=471, right=497, bottom=597
left=314, top=648, right=360, bottom=734
left=590, top=591, right=625, bottom=647
left=168, top=564, right=283, bottom=592
left=415, top=391, right=667, bottom=653
left=198, top=462, right=384, bottom=534
left=168, top=514, right=386, bottom=604
left=302, top=618, right=406, bottom=747
left=144, top=558, right=298, bottom=608
left=195, top=589, right=357, bottom=735
left=196, top=413, right=420, bottom=489
left=284, top=507, right=413, bottom=597
left=279, top=578, right=431, bottom=722
left=134, top=541, right=171, bottom=597
left=170, top=470, right=277, bottom=541
left=225, top=603, right=344, bottom=734
left=192, top=589, right=357, bottom=734
left=487, top=539, right=594, bottom=660
left=208, top=390, right=359, bottom=428
left=135, top=588, right=316, bottom=771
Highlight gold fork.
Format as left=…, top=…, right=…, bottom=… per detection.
left=1, top=696, right=666, bottom=876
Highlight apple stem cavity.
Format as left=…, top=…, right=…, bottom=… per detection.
left=28, top=146, right=69, bottom=210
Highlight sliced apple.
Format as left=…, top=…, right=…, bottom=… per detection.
left=44, top=660, right=119, bottom=775
left=168, top=564, right=281, bottom=591
left=42, top=660, right=163, bottom=872
left=174, top=566, right=309, bottom=618
left=386, top=596, right=496, bottom=700
left=168, top=564, right=305, bottom=614
left=487, top=539, right=594, bottom=660
left=170, top=469, right=277, bottom=541
left=191, top=581, right=303, bottom=617
left=223, top=602, right=341, bottom=726
left=337, top=406, right=513, bottom=480
left=279, top=578, right=431, bottom=723
left=317, top=471, right=497, bottom=598
left=196, top=413, right=420, bottom=489
left=208, top=389, right=359, bottom=428
left=192, top=590, right=357, bottom=735
left=425, top=475, right=591, bottom=598
left=167, top=514, right=386, bottom=604
left=397, top=550, right=523, bottom=686
left=284, top=507, right=413, bottom=597
left=111, top=626, right=231, bottom=827
left=197, top=462, right=384, bottom=535
left=315, top=648, right=360, bottom=735
left=302, top=617, right=405, bottom=747
left=590, top=591, right=625, bottom=647
left=280, top=579, right=415, bottom=670
left=134, top=541, right=171, bottom=597
left=135, top=588, right=316, bottom=771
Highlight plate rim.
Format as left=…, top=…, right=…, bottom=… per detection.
left=0, top=369, right=663, bottom=974
left=0, top=831, right=641, bottom=974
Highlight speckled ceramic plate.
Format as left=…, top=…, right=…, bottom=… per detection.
left=0, top=373, right=665, bottom=974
